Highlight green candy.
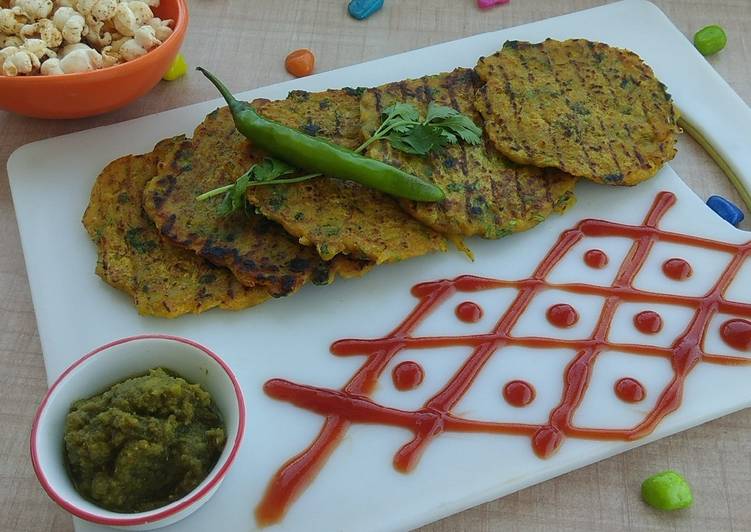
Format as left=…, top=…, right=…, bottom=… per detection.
left=694, top=25, right=727, bottom=56
left=641, top=470, right=693, bottom=511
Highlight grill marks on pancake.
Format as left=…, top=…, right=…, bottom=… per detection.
left=142, top=114, right=370, bottom=298
left=568, top=45, right=634, bottom=173
left=499, top=50, right=537, bottom=161
left=535, top=43, right=602, bottom=178
left=536, top=42, right=604, bottom=175
left=360, top=68, right=577, bottom=239
left=556, top=42, right=628, bottom=180
left=588, top=41, right=676, bottom=181
left=247, top=89, right=447, bottom=264
left=443, top=73, right=471, bottom=179
left=83, top=137, right=270, bottom=318
left=474, top=39, right=679, bottom=186
left=435, top=73, right=476, bottom=223
left=478, top=84, right=516, bottom=152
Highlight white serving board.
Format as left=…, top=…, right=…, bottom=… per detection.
left=8, top=1, right=751, bottom=531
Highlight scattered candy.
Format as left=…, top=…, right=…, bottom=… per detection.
left=707, top=195, right=744, bottom=226
left=285, top=48, right=315, bottom=78
left=641, top=470, right=693, bottom=511
left=163, top=53, right=188, bottom=81
left=348, top=0, right=384, bottom=20
left=694, top=24, right=727, bottom=56
left=477, top=0, right=510, bottom=9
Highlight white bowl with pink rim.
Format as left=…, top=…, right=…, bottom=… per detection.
left=30, top=335, right=246, bottom=530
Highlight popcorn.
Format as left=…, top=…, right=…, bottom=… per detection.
left=118, top=23, right=157, bottom=60
left=0, top=7, right=27, bottom=34
left=111, top=4, right=131, bottom=35
left=39, top=55, right=61, bottom=73
left=52, top=6, right=86, bottom=43
left=20, top=17, right=62, bottom=48
left=145, top=15, right=168, bottom=40
left=21, top=36, right=56, bottom=58
left=12, top=0, right=53, bottom=21
left=0, top=0, right=171, bottom=75
left=83, top=16, right=111, bottom=47
left=127, top=1, right=151, bottom=26
left=0, top=33, right=23, bottom=47
left=1, top=45, right=40, bottom=75
left=58, top=44, right=100, bottom=71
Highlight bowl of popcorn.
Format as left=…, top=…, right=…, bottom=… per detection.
left=0, top=0, right=188, bottom=118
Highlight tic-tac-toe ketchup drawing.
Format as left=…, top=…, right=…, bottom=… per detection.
left=258, top=191, right=751, bottom=524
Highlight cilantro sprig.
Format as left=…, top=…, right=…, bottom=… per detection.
left=357, top=101, right=483, bottom=156
left=195, top=158, right=320, bottom=214
left=197, top=101, right=482, bottom=215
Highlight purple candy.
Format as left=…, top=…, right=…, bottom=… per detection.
left=477, top=0, right=510, bottom=8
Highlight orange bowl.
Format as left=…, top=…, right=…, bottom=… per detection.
left=0, top=0, right=188, bottom=119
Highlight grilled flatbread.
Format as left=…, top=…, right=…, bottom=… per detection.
left=474, top=39, right=680, bottom=185
left=83, top=137, right=270, bottom=317
left=143, top=125, right=371, bottom=298
left=247, top=89, right=447, bottom=263
left=361, top=67, right=578, bottom=239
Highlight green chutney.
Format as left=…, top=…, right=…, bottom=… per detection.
left=63, top=368, right=226, bottom=513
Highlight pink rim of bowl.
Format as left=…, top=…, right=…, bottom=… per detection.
left=29, top=334, right=246, bottom=527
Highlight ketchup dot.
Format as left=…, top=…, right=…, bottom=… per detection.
left=614, top=378, right=646, bottom=403
left=392, top=361, right=424, bottom=391
left=547, top=303, right=579, bottom=328
left=532, top=427, right=564, bottom=458
left=662, top=258, right=692, bottom=281
left=584, top=249, right=609, bottom=269
left=503, top=380, right=535, bottom=407
left=634, top=310, right=663, bottom=334
left=455, top=301, right=483, bottom=323
left=720, top=319, right=751, bottom=351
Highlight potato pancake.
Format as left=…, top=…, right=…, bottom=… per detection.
left=474, top=39, right=680, bottom=185
left=142, top=131, right=370, bottom=298
left=360, top=67, right=577, bottom=239
left=82, top=137, right=270, bottom=318
left=245, top=89, right=447, bottom=263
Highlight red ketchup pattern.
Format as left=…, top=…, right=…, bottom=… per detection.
left=721, top=319, right=751, bottom=350
left=584, top=249, right=609, bottom=269
left=392, top=361, right=424, bottom=391
left=456, top=301, right=483, bottom=323
left=547, top=303, right=579, bottom=328
left=503, top=380, right=536, bottom=407
left=662, top=257, right=693, bottom=280
left=634, top=310, right=663, bottom=334
left=256, top=192, right=751, bottom=526
left=614, top=378, right=646, bottom=403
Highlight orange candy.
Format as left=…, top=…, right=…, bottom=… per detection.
left=285, top=48, right=315, bottom=78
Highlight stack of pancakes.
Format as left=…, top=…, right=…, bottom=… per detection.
left=83, top=39, right=680, bottom=318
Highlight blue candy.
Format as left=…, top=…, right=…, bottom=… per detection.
left=348, top=0, right=384, bottom=20
left=706, top=195, right=745, bottom=227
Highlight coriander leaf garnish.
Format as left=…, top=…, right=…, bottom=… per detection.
left=357, top=101, right=483, bottom=156
left=431, top=113, right=484, bottom=144
left=196, top=157, right=319, bottom=216
left=424, top=101, right=457, bottom=122
left=384, top=123, right=450, bottom=156
left=384, top=102, right=421, bottom=125
left=253, top=158, right=296, bottom=182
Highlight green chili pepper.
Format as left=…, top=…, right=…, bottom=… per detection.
left=197, top=67, right=445, bottom=202
left=641, top=470, right=693, bottom=511
left=694, top=25, right=727, bottom=56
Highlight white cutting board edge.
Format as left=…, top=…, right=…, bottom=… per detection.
left=7, top=1, right=751, bottom=531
